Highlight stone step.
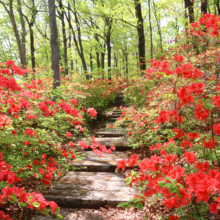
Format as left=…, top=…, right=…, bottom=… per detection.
left=113, top=109, right=122, bottom=112
left=104, top=122, right=115, bottom=127
left=96, top=128, right=125, bottom=137
left=118, top=93, right=124, bottom=98
left=104, top=122, right=127, bottom=128
left=70, top=152, right=124, bottom=172
left=94, top=137, right=130, bottom=151
left=114, top=102, right=126, bottom=105
left=109, top=117, right=119, bottom=122
left=43, top=172, right=136, bottom=209
left=111, top=114, right=121, bottom=118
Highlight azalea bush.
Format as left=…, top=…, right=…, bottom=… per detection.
left=0, top=152, right=61, bottom=220
left=44, top=75, right=120, bottom=117
left=116, top=14, right=220, bottom=219
left=0, top=60, right=119, bottom=219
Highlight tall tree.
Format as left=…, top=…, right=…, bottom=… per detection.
left=216, top=0, right=220, bottom=15
left=0, top=0, right=27, bottom=72
left=152, top=0, right=163, bottom=54
left=48, top=0, right=60, bottom=89
left=23, top=0, right=37, bottom=71
left=148, top=0, right=153, bottom=59
left=184, top=0, right=194, bottom=23
left=134, top=0, right=146, bottom=71
left=57, top=0, right=68, bottom=75
left=201, top=0, right=208, bottom=15
left=65, top=0, right=89, bottom=79
left=16, top=0, right=26, bottom=68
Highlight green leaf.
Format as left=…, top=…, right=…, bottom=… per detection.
left=137, top=202, right=143, bottom=210
left=32, top=202, right=40, bottom=208
left=176, top=187, right=181, bottom=198
left=165, top=177, right=176, bottom=183
left=56, top=214, right=63, bottom=220
left=126, top=176, right=132, bottom=186
left=19, top=202, right=27, bottom=207
left=158, top=180, right=166, bottom=187
left=176, top=183, right=184, bottom=188
left=27, top=195, right=33, bottom=203
left=169, top=184, right=177, bottom=194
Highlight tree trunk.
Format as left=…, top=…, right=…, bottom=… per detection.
left=68, top=2, right=73, bottom=71
left=148, top=0, right=153, bottom=59
left=134, top=0, right=146, bottom=71
left=29, top=24, right=35, bottom=71
left=101, top=45, right=105, bottom=79
left=216, top=0, right=220, bottom=15
left=114, top=52, right=118, bottom=79
left=152, top=0, right=163, bottom=53
left=29, top=0, right=36, bottom=71
left=125, top=53, right=128, bottom=79
left=122, top=45, right=128, bottom=79
left=69, top=32, right=73, bottom=70
left=106, top=33, right=111, bottom=80
left=58, top=0, right=68, bottom=75
left=185, top=0, right=194, bottom=23
left=48, top=0, right=60, bottom=90
left=1, top=0, right=27, bottom=72
left=96, top=52, right=100, bottom=69
left=184, top=0, right=198, bottom=53
left=73, top=0, right=89, bottom=79
left=17, top=0, right=26, bottom=69
left=90, top=52, right=93, bottom=72
left=201, top=0, right=208, bottom=15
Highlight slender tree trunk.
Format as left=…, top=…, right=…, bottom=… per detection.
left=216, top=0, right=220, bottom=15
left=134, top=0, right=146, bottom=71
left=201, top=0, right=208, bottom=15
left=90, top=52, right=93, bottom=72
left=0, top=0, right=27, bottom=72
left=101, top=44, right=105, bottom=79
left=65, top=10, right=81, bottom=68
left=48, top=0, right=60, bottom=89
left=152, top=0, right=163, bottom=53
left=125, top=53, right=128, bottom=79
left=96, top=52, right=100, bottom=69
left=68, top=2, right=73, bottom=71
left=17, top=0, right=26, bottom=69
left=73, top=0, right=89, bottom=79
left=69, top=33, right=73, bottom=70
left=184, top=0, right=198, bottom=53
left=185, top=0, right=194, bottom=23
left=148, top=0, right=153, bottom=59
left=122, top=57, right=125, bottom=79
left=114, top=52, right=118, bottom=79
left=122, top=45, right=128, bottom=79
left=58, top=0, right=68, bottom=75
left=106, top=33, right=111, bottom=80
left=29, top=24, right=35, bottom=71
left=29, top=0, right=36, bottom=71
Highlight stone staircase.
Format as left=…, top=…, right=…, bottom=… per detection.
left=41, top=93, right=136, bottom=216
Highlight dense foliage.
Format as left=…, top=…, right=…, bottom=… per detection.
left=0, top=61, right=119, bottom=219
left=116, top=13, right=220, bottom=219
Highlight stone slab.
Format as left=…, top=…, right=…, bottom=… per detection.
left=110, top=114, right=121, bottom=118
left=117, top=94, right=124, bottom=98
left=104, top=122, right=116, bottom=127
left=43, top=172, right=136, bottom=209
left=109, top=117, right=118, bottom=122
left=94, top=137, right=130, bottom=151
left=70, top=152, right=124, bottom=172
left=94, top=137, right=128, bottom=147
left=113, top=110, right=122, bottom=112
left=96, top=128, right=125, bottom=137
